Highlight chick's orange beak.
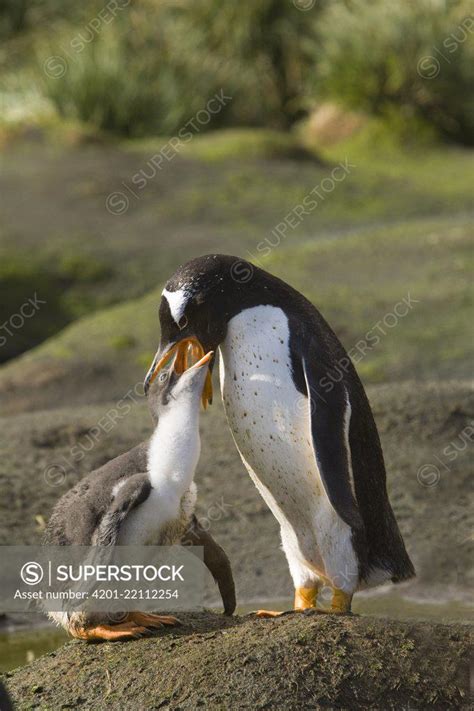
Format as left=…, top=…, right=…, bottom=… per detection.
left=148, top=337, right=213, bottom=409
left=189, top=350, right=214, bottom=370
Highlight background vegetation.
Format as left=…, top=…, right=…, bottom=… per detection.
left=1, top=0, right=472, bottom=141
left=0, top=0, right=472, bottom=371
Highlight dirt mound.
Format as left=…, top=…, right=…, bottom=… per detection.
left=2, top=612, right=470, bottom=710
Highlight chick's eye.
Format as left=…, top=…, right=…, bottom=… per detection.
left=178, top=315, right=188, bottom=330
left=159, top=371, right=168, bottom=383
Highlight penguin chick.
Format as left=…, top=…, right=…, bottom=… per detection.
left=44, top=349, right=235, bottom=641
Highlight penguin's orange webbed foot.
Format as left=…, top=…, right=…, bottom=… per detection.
left=128, top=611, right=182, bottom=628
left=69, top=621, right=149, bottom=642
left=294, top=586, right=319, bottom=611
left=253, top=587, right=353, bottom=618
left=330, top=589, right=353, bottom=614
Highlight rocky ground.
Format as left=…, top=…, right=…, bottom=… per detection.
left=2, top=612, right=471, bottom=710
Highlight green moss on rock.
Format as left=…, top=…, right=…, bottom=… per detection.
left=2, top=613, right=470, bottom=710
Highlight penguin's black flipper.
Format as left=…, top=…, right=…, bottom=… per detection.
left=181, top=515, right=236, bottom=616
left=302, top=358, right=364, bottom=533
left=93, top=473, right=152, bottom=546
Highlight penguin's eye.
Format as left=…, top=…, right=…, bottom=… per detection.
left=159, top=371, right=168, bottom=383
left=178, top=315, right=188, bottom=330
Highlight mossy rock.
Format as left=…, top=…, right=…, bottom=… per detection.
left=2, top=613, right=470, bottom=710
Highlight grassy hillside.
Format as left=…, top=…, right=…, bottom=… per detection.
left=0, top=126, right=473, bottom=362
left=0, top=210, right=471, bottom=413
left=265, top=215, right=473, bottom=382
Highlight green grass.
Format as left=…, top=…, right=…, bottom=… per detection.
left=0, top=125, right=472, bottom=374
left=21, top=288, right=161, bottom=366
left=0, top=248, right=114, bottom=362
left=321, top=123, right=474, bottom=212
left=136, top=126, right=474, bottom=231
left=171, top=128, right=316, bottom=162
left=263, top=215, right=473, bottom=382
left=1, top=213, right=471, bottom=388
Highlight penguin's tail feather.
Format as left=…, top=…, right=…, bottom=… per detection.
left=361, top=548, right=415, bottom=590
left=365, top=521, right=416, bottom=587
left=348, top=381, right=416, bottom=587
left=390, top=553, right=416, bottom=583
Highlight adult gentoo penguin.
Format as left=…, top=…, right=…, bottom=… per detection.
left=145, top=254, right=415, bottom=616
left=45, top=346, right=236, bottom=640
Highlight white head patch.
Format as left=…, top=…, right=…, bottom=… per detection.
left=162, top=287, right=190, bottom=325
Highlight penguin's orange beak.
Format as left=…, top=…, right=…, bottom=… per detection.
left=146, top=337, right=213, bottom=409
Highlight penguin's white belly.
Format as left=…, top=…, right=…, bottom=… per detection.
left=116, top=484, right=197, bottom=545
left=219, top=305, right=356, bottom=583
